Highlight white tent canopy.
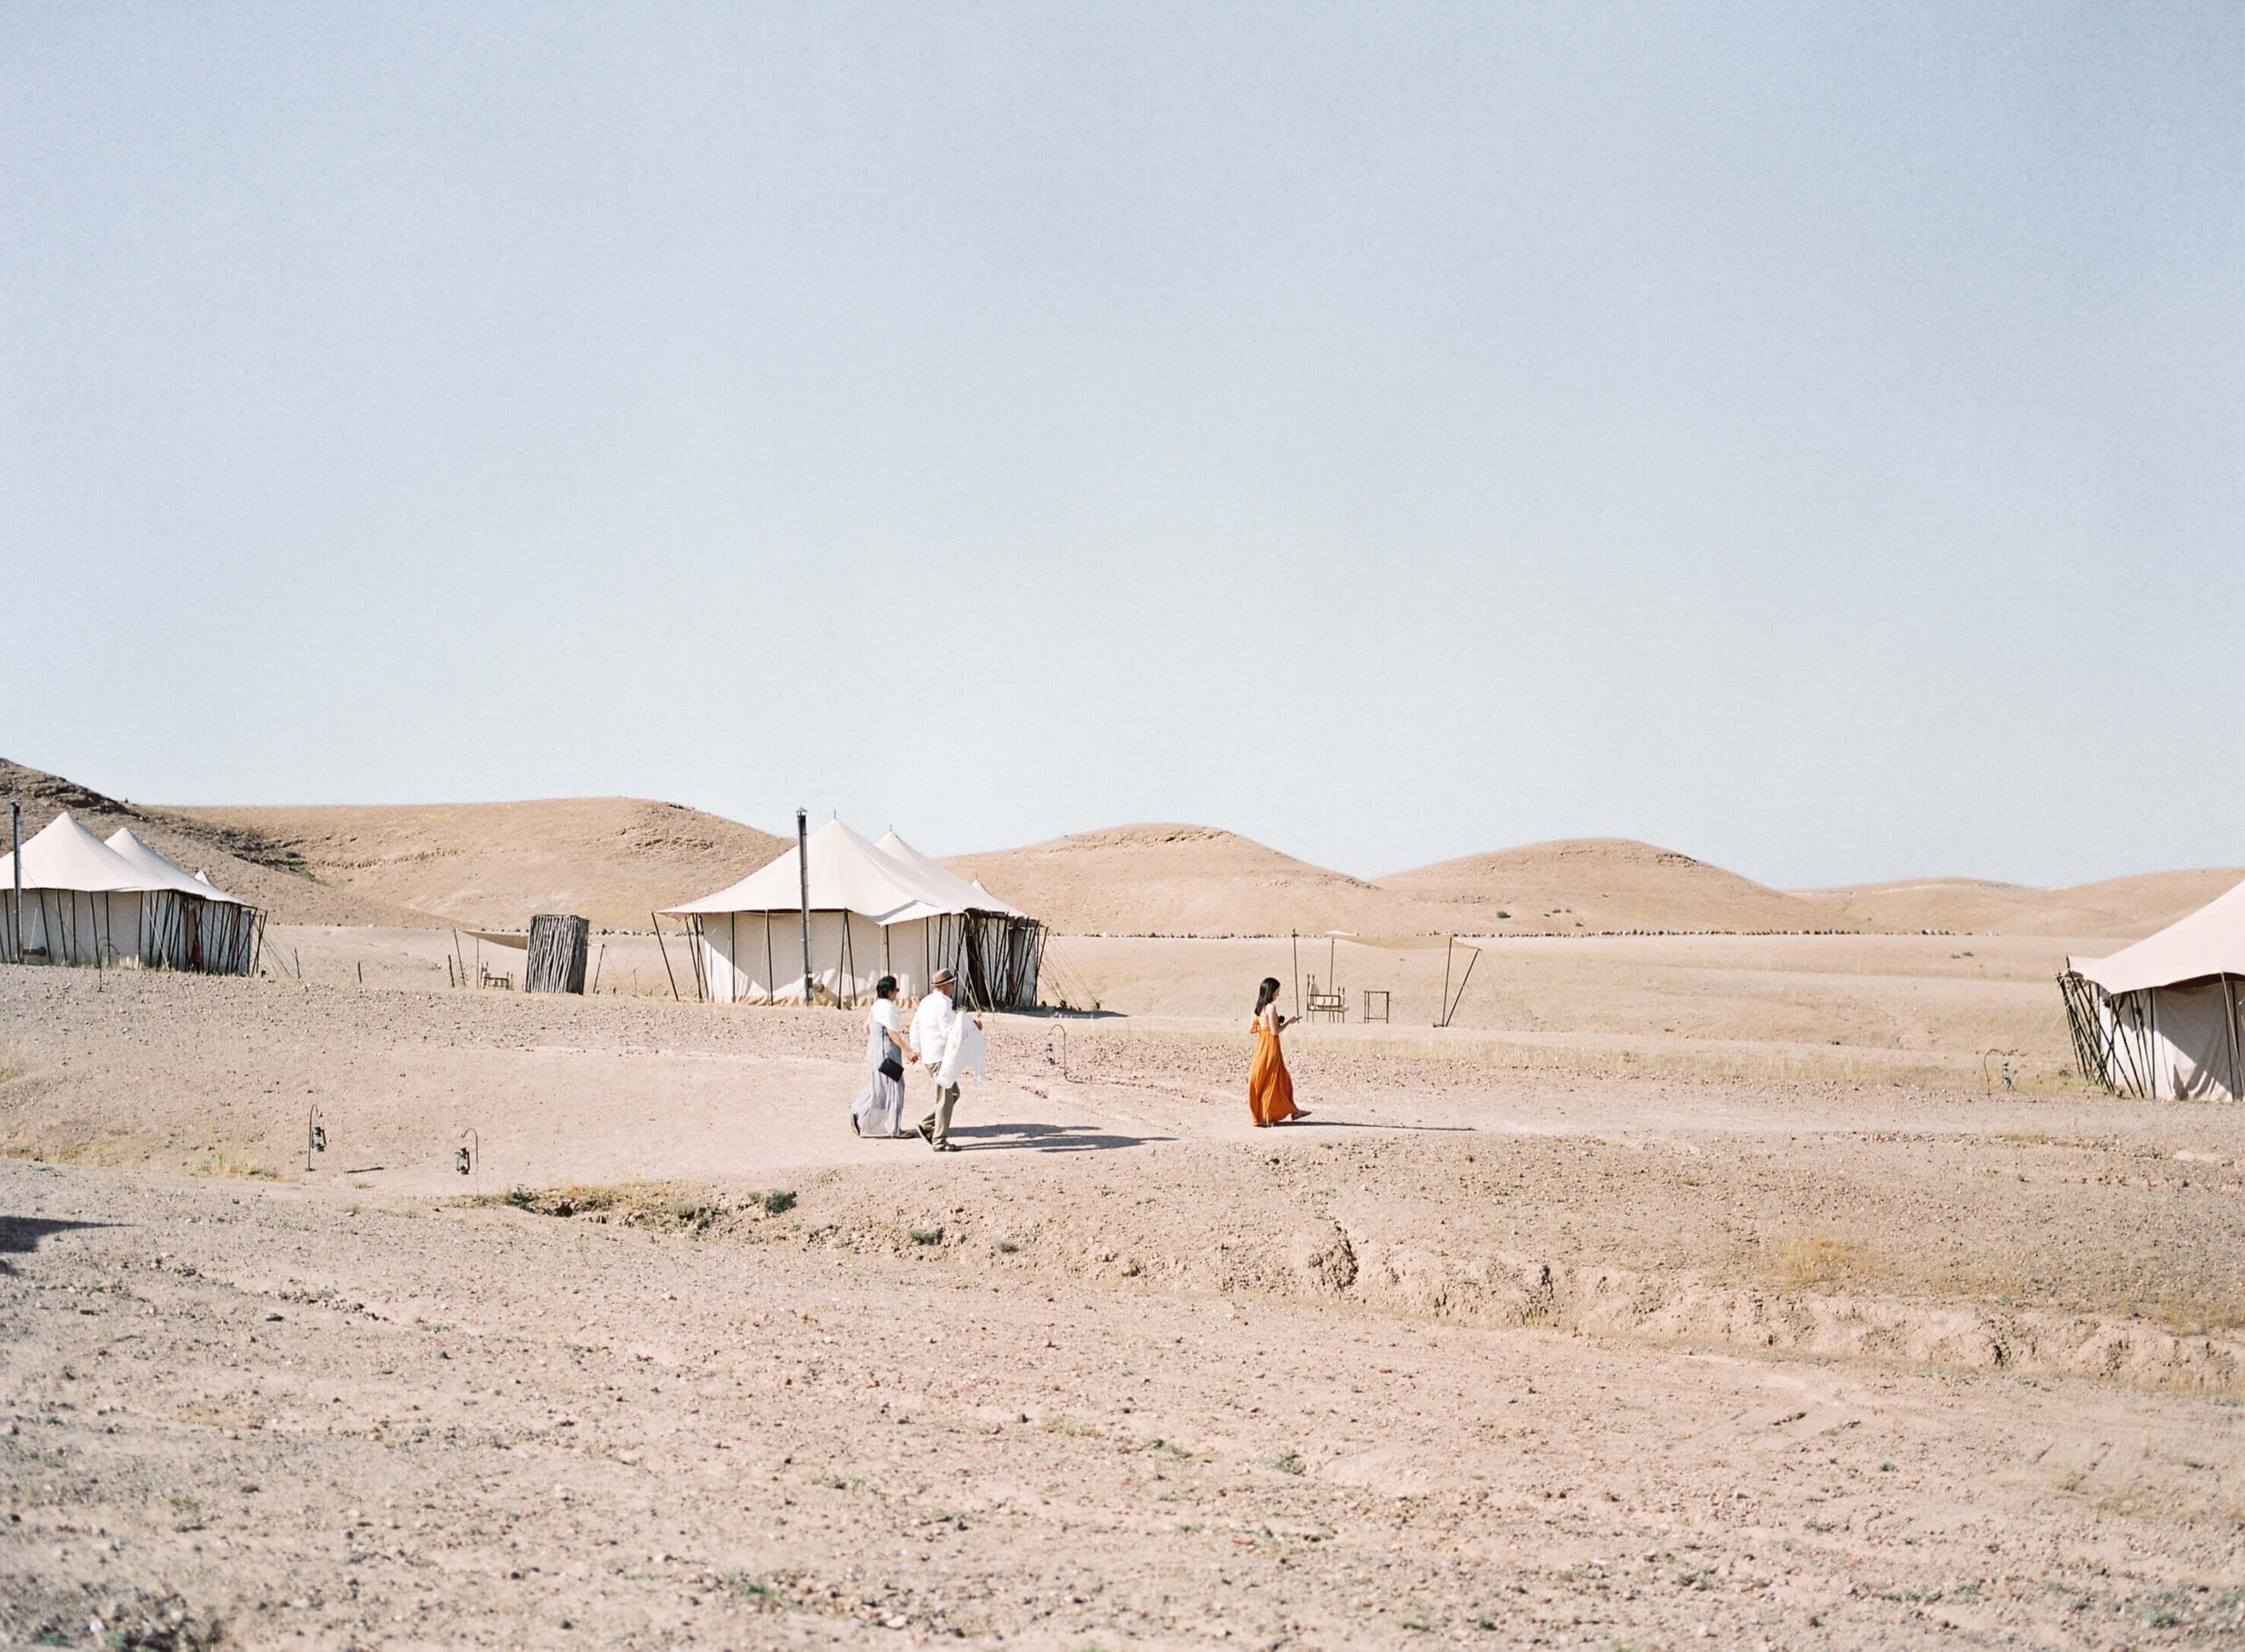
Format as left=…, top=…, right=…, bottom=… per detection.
left=2063, top=876, right=2245, bottom=1102
left=875, top=829, right=1025, bottom=918
left=2, top=812, right=160, bottom=894
left=2070, top=877, right=2245, bottom=996
left=105, top=828, right=244, bottom=904
left=669, top=817, right=937, bottom=925
left=665, top=817, right=1043, bottom=1008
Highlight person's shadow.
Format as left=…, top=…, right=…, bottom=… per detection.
left=946, top=1122, right=1172, bottom=1154
left=0, top=1215, right=115, bottom=1274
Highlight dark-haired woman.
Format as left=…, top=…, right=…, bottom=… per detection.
left=1247, top=976, right=1304, bottom=1126
left=852, top=976, right=912, bottom=1137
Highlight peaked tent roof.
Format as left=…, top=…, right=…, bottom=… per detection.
left=0, top=812, right=165, bottom=894
left=874, top=830, right=1027, bottom=918
left=105, top=828, right=244, bottom=903
left=968, top=879, right=1026, bottom=919
left=2071, top=875, right=2245, bottom=995
left=666, top=817, right=947, bottom=922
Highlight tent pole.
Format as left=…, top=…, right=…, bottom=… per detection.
left=9, top=800, right=19, bottom=966
left=796, top=808, right=812, bottom=1007
left=1447, top=944, right=1481, bottom=1028
left=2218, top=973, right=2235, bottom=1104
left=651, top=913, right=680, bottom=1002
left=1292, top=930, right=1300, bottom=1020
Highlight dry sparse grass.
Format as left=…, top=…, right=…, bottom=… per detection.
left=188, top=1150, right=279, bottom=1180
left=0, top=1047, right=25, bottom=1086
left=476, top=1181, right=742, bottom=1234
left=1776, top=1233, right=1886, bottom=1288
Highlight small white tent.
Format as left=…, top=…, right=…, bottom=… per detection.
left=2060, top=879, right=2245, bottom=1101
left=1, top=813, right=160, bottom=967
left=665, top=818, right=1044, bottom=1008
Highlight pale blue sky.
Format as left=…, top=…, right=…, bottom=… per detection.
left=4, top=4, right=2239, bottom=887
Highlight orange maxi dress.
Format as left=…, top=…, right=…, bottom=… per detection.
left=1247, top=1014, right=1301, bottom=1125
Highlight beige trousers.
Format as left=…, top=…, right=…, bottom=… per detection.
left=918, top=1079, right=960, bottom=1148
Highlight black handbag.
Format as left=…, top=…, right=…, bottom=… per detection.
left=868, top=1015, right=905, bottom=1083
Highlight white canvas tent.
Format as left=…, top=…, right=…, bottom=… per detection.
left=2060, top=878, right=2245, bottom=1101
left=0, top=813, right=264, bottom=974
left=104, top=828, right=264, bottom=974
left=665, top=818, right=1044, bottom=1009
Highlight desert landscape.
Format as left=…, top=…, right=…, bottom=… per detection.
left=13, top=10, right=2235, bottom=1647
left=5, top=758, right=2245, bottom=1649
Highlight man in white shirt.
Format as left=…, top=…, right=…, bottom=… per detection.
left=909, top=968, right=965, bottom=1152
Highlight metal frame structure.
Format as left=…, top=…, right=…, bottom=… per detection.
left=2059, top=968, right=2243, bottom=1100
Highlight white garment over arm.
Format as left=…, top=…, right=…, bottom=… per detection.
left=937, top=1016, right=987, bottom=1087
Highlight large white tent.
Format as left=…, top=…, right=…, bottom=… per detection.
left=665, top=818, right=1043, bottom=1009
left=2060, top=878, right=2245, bottom=1101
left=0, top=812, right=264, bottom=974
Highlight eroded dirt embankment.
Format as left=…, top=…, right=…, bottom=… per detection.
left=507, top=1120, right=2245, bottom=1397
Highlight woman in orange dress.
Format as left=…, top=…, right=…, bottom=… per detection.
left=1247, top=976, right=1306, bottom=1126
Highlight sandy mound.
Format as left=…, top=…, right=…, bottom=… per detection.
left=945, top=822, right=1449, bottom=936
left=166, top=796, right=789, bottom=930
left=1807, top=868, right=2245, bottom=940
left=0, top=758, right=442, bottom=927
left=1379, top=837, right=1847, bottom=934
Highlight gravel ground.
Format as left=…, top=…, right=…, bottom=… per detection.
left=4, top=963, right=2244, bottom=1648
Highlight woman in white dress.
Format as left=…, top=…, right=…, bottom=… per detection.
left=852, top=975, right=913, bottom=1137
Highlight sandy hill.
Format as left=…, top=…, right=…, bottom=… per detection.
left=944, top=823, right=1450, bottom=936
left=1, top=758, right=789, bottom=929
left=1379, top=837, right=1847, bottom=934
left=166, top=799, right=790, bottom=932
left=1804, top=869, right=2245, bottom=941
left=0, top=758, right=442, bottom=927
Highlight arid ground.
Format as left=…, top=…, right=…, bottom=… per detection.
left=6, top=929, right=2245, bottom=1649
